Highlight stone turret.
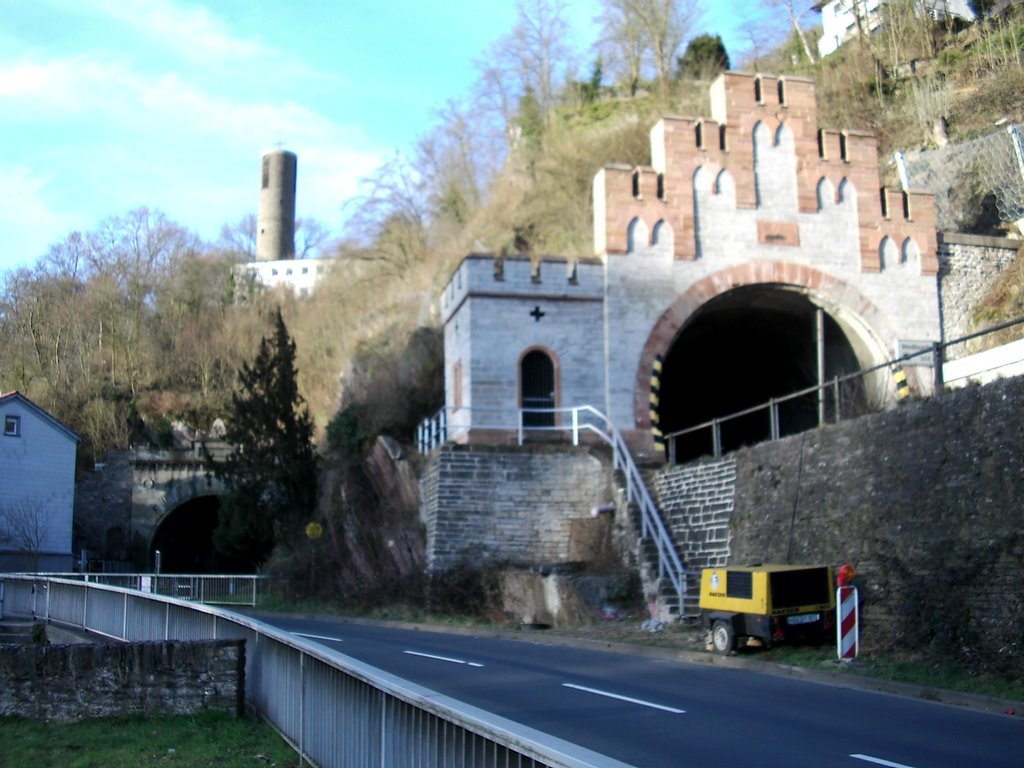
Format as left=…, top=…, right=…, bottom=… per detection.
left=256, top=149, right=297, bottom=262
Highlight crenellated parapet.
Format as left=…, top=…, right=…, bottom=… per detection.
left=439, top=252, right=604, bottom=325
left=594, top=71, right=938, bottom=276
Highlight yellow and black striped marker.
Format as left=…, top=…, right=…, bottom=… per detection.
left=651, top=355, right=665, bottom=452
left=892, top=366, right=910, bottom=400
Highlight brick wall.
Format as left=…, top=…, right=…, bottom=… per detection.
left=0, top=639, right=244, bottom=722
left=420, top=444, right=616, bottom=572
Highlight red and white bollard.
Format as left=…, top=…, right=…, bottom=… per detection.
left=837, top=584, right=859, bottom=661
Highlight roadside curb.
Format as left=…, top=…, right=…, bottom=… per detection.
left=244, top=610, right=1023, bottom=719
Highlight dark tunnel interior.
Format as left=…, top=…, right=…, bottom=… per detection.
left=659, top=286, right=865, bottom=461
left=149, top=495, right=254, bottom=574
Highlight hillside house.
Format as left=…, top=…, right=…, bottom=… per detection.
left=814, top=0, right=975, bottom=58
left=0, top=392, right=79, bottom=571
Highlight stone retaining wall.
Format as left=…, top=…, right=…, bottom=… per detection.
left=420, top=444, right=617, bottom=572
left=653, top=375, right=1024, bottom=670
left=653, top=459, right=736, bottom=614
left=0, top=639, right=244, bottom=722
left=938, top=232, right=1021, bottom=354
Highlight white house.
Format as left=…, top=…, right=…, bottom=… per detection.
left=234, top=257, right=332, bottom=299
left=814, top=0, right=976, bottom=58
left=0, top=392, right=80, bottom=571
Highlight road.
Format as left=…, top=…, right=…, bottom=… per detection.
left=252, top=613, right=1022, bottom=768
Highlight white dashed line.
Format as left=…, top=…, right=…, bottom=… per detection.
left=404, top=650, right=484, bottom=667
left=851, top=754, right=917, bottom=768
left=562, top=683, right=685, bottom=714
left=296, top=633, right=344, bottom=643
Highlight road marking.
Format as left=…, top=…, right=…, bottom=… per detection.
left=296, top=632, right=344, bottom=643
left=404, top=650, right=484, bottom=667
left=851, top=754, right=917, bottom=768
left=561, top=683, right=685, bottom=714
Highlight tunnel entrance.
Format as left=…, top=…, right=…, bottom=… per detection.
left=659, top=286, right=866, bottom=461
left=149, top=496, right=254, bottom=573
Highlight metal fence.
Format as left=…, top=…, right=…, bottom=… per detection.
left=896, top=124, right=1024, bottom=232
left=0, top=574, right=633, bottom=768
left=30, top=573, right=263, bottom=606
left=663, top=314, right=1024, bottom=462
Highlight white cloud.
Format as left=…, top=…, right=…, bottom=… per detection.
left=86, top=0, right=273, bottom=65
left=0, top=165, right=77, bottom=272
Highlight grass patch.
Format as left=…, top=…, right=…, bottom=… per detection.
left=743, top=643, right=1024, bottom=701
left=0, top=710, right=299, bottom=768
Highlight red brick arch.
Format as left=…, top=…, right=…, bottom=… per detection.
left=633, top=261, right=894, bottom=430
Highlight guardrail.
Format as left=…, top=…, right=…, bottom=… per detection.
left=0, top=574, right=633, bottom=768
left=29, top=573, right=263, bottom=606
left=417, top=405, right=687, bottom=619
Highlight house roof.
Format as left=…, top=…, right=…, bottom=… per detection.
left=0, top=391, right=82, bottom=443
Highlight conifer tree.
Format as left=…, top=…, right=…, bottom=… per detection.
left=213, top=309, right=317, bottom=564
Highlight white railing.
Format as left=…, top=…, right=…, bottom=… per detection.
left=417, top=405, right=687, bottom=617
left=0, top=574, right=633, bottom=768
left=30, top=573, right=263, bottom=606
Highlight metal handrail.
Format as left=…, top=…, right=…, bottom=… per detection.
left=0, top=574, right=633, bottom=768
left=27, top=573, right=264, bottom=606
left=418, top=404, right=687, bottom=617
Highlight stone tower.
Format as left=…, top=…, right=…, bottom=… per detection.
left=256, top=148, right=297, bottom=262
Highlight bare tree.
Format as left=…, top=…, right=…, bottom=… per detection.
left=295, top=218, right=331, bottom=259
left=219, top=214, right=257, bottom=260
left=598, top=0, right=701, bottom=95
left=475, top=0, right=577, bottom=147
left=760, top=0, right=818, bottom=64
left=0, top=497, right=51, bottom=572
left=596, top=0, right=648, bottom=95
left=342, top=156, right=429, bottom=276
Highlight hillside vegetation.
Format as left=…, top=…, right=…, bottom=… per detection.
left=1, top=2, right=1022, bottom=593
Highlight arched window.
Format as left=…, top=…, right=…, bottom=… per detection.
left=817, top=177, right=835, bottom=210
left=520, top=350, right=556, bottom=427
left=652, top=220, right=674, bottom=251
left=879, top=236, right=898, bottom=270
left=627, top=217, right=649, bottom=252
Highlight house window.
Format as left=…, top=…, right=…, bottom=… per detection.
left=4, top=415, right=20, bottom=437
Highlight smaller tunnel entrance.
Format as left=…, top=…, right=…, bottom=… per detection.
left=149, top=496, right=254, bottom=573
left=659, top=286, right=868, bottom=461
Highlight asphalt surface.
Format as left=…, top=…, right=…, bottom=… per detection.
left=250, top=612, right=1024, bottom=768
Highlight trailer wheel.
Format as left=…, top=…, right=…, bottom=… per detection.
left=711, top=619, right=735, bottom=654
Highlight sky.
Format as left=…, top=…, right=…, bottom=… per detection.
left=0, top=0, right=793, bottom=275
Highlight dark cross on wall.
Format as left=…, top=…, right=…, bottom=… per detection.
left=530, top=306, right=546, bottom=322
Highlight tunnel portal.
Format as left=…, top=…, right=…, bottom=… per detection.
left=659, top=286, right=866, bottom=461
left=149, top=495, right=254, bottom=574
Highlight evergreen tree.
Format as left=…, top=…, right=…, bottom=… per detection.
left=213, top=309, right=317, bottom=564
left=676, top=34, right=730, bottom=80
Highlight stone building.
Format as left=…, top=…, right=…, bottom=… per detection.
left=237, top=148, right=331, bottom=299
left=439, top=72, right=941, bottom=458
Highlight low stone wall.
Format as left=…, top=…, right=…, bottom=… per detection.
left=0, top=639, right=244, bottom=722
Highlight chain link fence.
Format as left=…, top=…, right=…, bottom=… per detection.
left=896, top=124, right=1024, bottom=233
